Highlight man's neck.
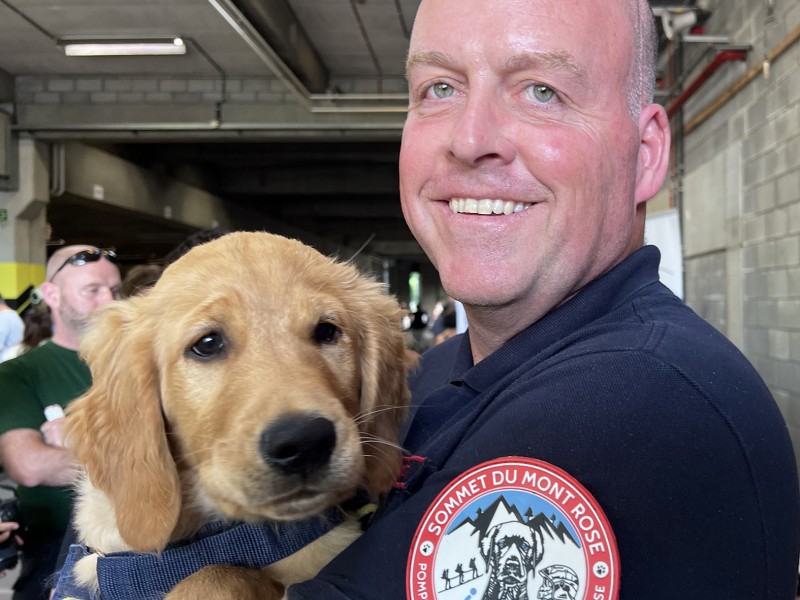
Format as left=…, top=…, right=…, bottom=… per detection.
left=50, top=330, right=81, bottom=351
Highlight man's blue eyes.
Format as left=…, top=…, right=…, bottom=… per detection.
left=529, top=84, right=556, bottom=103
left=426, top=82, right=556, bottom=103
left=431, top=82, right=454, bottom=99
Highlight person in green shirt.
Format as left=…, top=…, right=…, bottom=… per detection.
left=0, top=245, right=120, bottom=600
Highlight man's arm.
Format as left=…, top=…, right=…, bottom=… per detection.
left=0, top=428, right=78, bottom=487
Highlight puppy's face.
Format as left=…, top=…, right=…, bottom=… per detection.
left=69, top=232, right=410, bottom=551
left=161, top=270, right=360, bottom=521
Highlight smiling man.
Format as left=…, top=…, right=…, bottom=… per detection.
left=293, top=0, right=800, bottom=597
left=399, top=0, right=667, bottom=363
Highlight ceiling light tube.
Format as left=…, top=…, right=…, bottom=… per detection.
left=61, top=38, right=186, bottom=57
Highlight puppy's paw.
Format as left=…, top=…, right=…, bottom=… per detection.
left=73, top=554, right=101, bottom=593
left=165, top=565, right=284, bottom=600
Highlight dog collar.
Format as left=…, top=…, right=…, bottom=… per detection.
left=53, top=507, right=345, bottom=600
left=339, top=486, right=378, bottom=530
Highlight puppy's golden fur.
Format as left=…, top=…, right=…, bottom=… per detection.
left=64, top=232, right=412, bottom=599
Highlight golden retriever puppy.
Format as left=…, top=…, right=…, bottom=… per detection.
left=61, top=232, right=412, bottom=599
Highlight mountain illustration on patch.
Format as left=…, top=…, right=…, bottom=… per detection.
left=433, top=491, right=587, bottom=599
left=447, top=493, right=579, bottom=548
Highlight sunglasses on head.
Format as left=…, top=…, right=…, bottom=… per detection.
left=49, top=248, right=117, bottom=282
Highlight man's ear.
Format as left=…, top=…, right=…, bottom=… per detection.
left=38, top=281, right=60, bottom=311
left=634, top=103, right=671, bottom=206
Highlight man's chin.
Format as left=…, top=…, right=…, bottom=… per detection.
left=442, top=281, right=520, bottom=310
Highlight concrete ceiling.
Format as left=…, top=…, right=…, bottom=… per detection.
left=0, top=0, right=696, bottom=265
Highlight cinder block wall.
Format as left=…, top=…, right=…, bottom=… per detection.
left=678, top=0, right=800, bottom=460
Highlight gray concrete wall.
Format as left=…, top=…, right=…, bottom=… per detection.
left=678, top=0, right=800, bottom=460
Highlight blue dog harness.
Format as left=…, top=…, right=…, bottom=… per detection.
left=53, top=508, right=346, bottom=600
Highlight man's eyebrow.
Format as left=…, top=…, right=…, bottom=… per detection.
left=405, top=49, right=587, bottom=85
left=405, top=50, right=457, bottom=77
left=505, top=51, right=587, bottom=83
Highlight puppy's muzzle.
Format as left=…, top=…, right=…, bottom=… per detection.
left=260, top=414, right=337, bottom=478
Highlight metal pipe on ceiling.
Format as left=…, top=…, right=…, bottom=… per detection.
left=14, top=122, right=406, bottom=140
left=666, top=49, right=748, bottom=117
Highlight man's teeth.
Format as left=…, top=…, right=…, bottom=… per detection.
left=449, top=198, right=531, bottom=215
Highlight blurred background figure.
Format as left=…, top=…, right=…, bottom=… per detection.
left=2, top=306, right=53, bottom=362
left=0, top=295, right=24, bottom=361
left=407, top=305, right=432, bottom=353
left=120, top=264, right=162, bottom=299
left=163, top=227, right=230, bottom=267
left=432, top=301, right=457, bottom=346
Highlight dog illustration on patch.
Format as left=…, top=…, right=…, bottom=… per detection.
left=480, top=521, right=544, bottom=600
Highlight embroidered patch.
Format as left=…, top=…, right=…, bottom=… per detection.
left=407, top=457, right=619, bottom=600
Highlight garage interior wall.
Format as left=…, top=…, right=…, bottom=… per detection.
left=669, top=0, right=800, bottom=459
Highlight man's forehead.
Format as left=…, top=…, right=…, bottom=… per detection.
left=46, top=245, right=97, bottom=277
left=64, top=258, right=121, bottom=286
left=409, top=0, right=632, bottom=65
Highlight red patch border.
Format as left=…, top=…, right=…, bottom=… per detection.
left=406, top=457, right=620, bottom=600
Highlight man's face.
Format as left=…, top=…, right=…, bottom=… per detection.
left=51, top=259, right=121, bottom=335
left=400, top=0, right=655, bottom=323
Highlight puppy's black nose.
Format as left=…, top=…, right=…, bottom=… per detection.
left=260, top=415, right=337, bottom=478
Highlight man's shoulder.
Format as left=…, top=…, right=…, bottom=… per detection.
left=2, top=339, right=51, bottom=361
left=0, top=341, right=72, bottom=376
left=412, top=335, right=464, bottom=387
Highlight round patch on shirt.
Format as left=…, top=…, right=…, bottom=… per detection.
left=407, top=457, right=619, bottom=600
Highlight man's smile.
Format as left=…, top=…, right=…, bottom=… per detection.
left=449, top=198, right=534, bottom=215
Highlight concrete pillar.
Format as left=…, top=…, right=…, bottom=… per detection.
left=0, top=137, right=49, bottom=311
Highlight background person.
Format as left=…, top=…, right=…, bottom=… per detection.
left=0, top=294, right=24, bottom=360
left=120, top=263, right=162, bottom=298
left=0, top=520, right=23, bottom=579
left=0, top=245, right=121, bottom=600
left=2, top=305, right=53, bottom=362
left=289, top=0, right=800, bottom=597
left=162, top=227, right=230, bottom=267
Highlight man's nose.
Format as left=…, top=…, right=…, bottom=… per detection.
left=449, top=88, right=516, bottom=167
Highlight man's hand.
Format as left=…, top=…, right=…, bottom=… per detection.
left=0, top=521, right=23, bottom=579
left=0, top=520, right=21, bottom=545
left=40, top=417, right=68, bottom=448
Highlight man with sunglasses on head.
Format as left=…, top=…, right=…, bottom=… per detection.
left=0, top=245, right=120, bottom=600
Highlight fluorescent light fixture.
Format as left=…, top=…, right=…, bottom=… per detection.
left=61, top=38, right=186, bottom=57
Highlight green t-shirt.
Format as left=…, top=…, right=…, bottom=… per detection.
left=0, top=341, right=91, bottom=535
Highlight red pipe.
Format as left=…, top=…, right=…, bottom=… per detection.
left=666, top=49, right=748, bottom=117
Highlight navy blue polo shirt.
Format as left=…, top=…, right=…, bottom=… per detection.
left=291, top=246, right=800, bottom=599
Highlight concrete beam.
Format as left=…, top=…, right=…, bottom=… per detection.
left=60, top=142, right=230, bottom=231
left=230, top=0, right=328, bottom=93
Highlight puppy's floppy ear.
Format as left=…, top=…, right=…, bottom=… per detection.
left=350, top=279, right=415, bottom=499
left=66, top=297, right=181, bottom=552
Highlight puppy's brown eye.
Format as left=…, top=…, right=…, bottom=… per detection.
left=313, top=322, right=341, bottom=345
left=189, top=332, right=226, bottom=359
